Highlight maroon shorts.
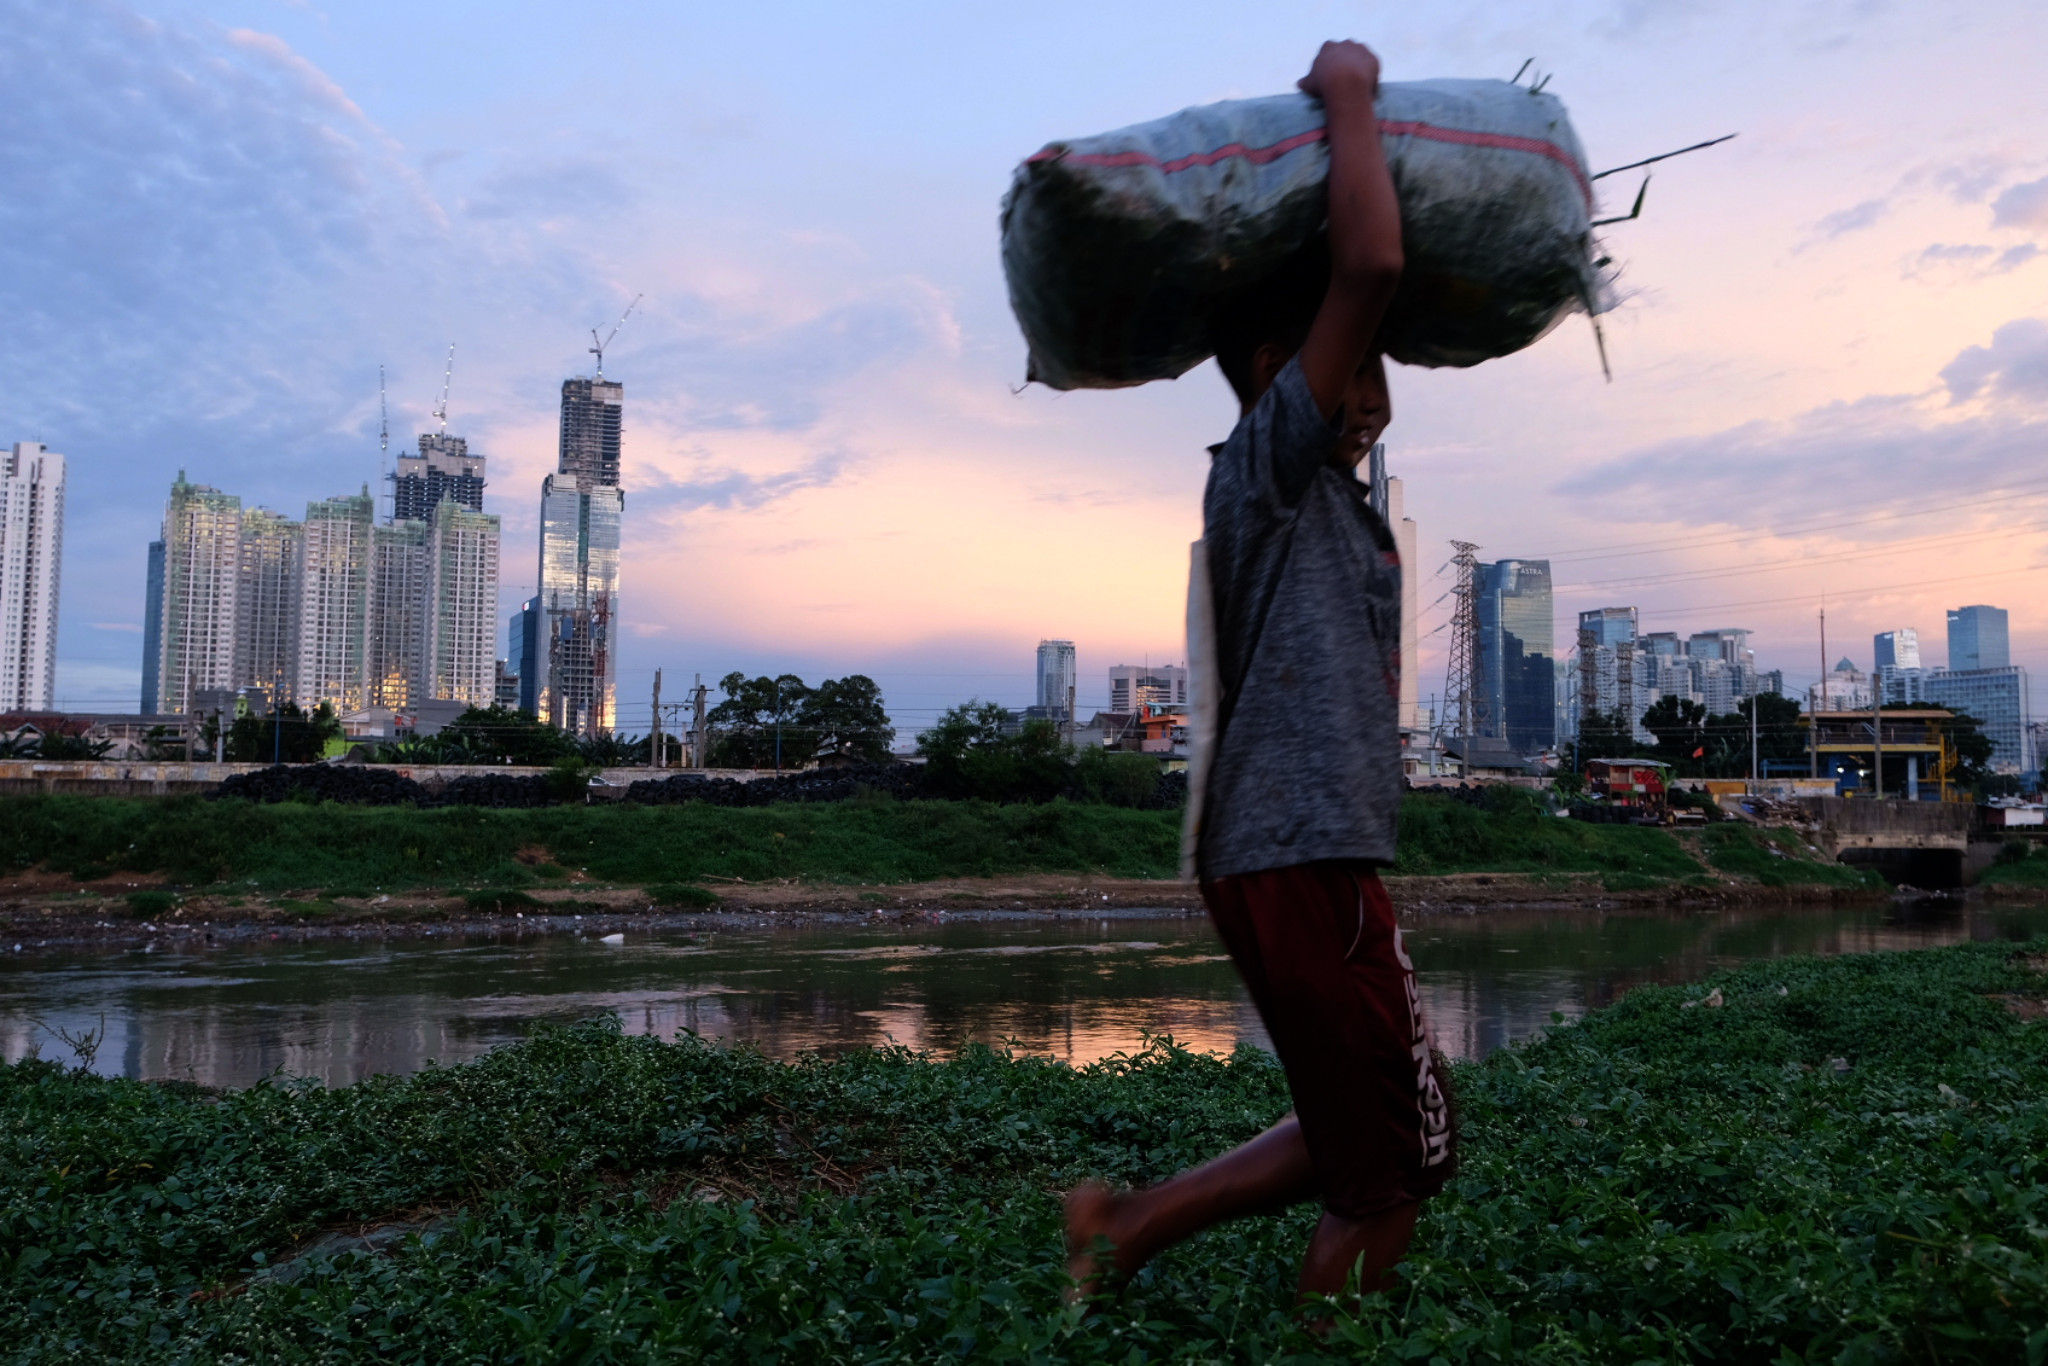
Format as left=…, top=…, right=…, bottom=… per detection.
left=1202, top=860, right=1456, bottom=1218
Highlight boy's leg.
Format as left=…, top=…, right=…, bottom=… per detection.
left=1301, top=1200, right=1419, bottom=1299
left=1065, top=1113, right=1316, bottom=1293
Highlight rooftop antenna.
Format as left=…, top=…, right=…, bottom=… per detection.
left=433, top=343, right=455, bottom=434
left=589, top=294, right=642, bottom=378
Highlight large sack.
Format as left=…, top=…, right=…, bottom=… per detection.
left=1001, top=79, right=1615, bottom=389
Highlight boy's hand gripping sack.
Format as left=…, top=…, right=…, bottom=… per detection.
left=1000, top=79, right=1616, bottom=389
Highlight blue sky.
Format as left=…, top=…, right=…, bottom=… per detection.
left=5, top=0, right=2046, bottom=736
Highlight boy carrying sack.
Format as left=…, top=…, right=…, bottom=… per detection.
left=1062, top=39, right=1455, bottom=1312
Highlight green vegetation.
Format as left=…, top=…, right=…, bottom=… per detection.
left=708, top=672, right=895, bottom=768
left=0, top=790, right=1875, bottom=894
left=122, top=889, right=180, bottom=917
left=0, top=795, right=1184, bottom=891
left=1984, top=839, right=2048, bottom=888
left=1699, top=822, right=1882, bottom=888
left=1392, top=786, right=1701, bottom=881
left=5, top=941, right=2043, bottom=1361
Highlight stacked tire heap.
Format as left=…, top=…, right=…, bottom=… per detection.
left=621, top=764, right=926, bottom=807
left=212, top=766, right=556, bottom=808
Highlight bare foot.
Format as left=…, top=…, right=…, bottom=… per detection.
left=1062, top=1183, right=1145, bottom=1304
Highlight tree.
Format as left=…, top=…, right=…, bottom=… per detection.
left=1733, top=692, right=1808, bottom=773
left=707, top=672, right=812, bottom=769
left=380, top=706, right=578, bottom=766
left=1565, top=708, right=1646, bottom=773
left=1641, top=696, right=1710, bottom=775
left=225, top=702, right=343, bottom=764
left=802, top=674, right=894, bottom=762
left=1933, top=709, right=1998, bottom=792
left=916, top=700, right=1070, bottom=801
left=31, top=730, right=114, bottom=761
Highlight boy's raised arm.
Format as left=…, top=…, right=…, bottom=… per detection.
left=1296, top=41, right=1403, bottom=419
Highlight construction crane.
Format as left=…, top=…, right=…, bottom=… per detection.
left=589, top=294, right=642, bottom=377
left=432, top=343, right=455, bottom=433
left=377, top=364, right=391, bottom=521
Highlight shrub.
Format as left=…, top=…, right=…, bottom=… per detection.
left=1073, top=748, right=1160, bottom=808
left=123, top=889, right=179, bottom=917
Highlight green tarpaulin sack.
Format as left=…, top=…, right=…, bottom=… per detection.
left=1001, top=78, right=1616, bottom=389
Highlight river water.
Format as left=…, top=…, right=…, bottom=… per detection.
left=5, top=898, right=2046, bottom=1090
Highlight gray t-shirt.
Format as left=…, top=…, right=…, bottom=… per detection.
left=1197, top=357, right=1403, bottom=879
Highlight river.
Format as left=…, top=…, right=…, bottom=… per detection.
left=4, top=897, right=2045, bottom=1089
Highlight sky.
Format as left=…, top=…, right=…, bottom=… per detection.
left=6, top=0, right=2047, bottom=741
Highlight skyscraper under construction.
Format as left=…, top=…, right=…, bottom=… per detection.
left=524, top=376, right=623, bottom=735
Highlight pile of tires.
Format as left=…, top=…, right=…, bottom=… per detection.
left=622, top=764, right=927, bottom=808
left=213, top=765, right=428, bottom=805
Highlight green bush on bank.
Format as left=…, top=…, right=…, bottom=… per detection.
left=4, top=941, right=2044, bottom=1361
left=0, top=790, right=1877, bottom=893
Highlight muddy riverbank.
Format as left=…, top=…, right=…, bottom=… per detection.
left=0, top=868, right=1922, bottom=952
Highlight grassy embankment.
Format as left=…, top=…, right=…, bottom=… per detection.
left=5, top=940, right=2043, bottom=1361
left=0, top=789, right=1872, bottom=901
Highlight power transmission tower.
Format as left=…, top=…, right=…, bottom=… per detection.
left=1444, top=541, right=1484, bottom=742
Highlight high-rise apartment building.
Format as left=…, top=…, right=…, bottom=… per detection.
left=368, top=519, right=430, bottom=709
left=425, top=503, right=501, bottom=706
left=155, top=473, right=242, bottom=715
left=1108, top=663, right=1187, bottom=713
left=1476, top=558, right=1553, bottom=754
left=295, top=491, right=375, bottom=714
left=1948, top=605, right=2010, bottom=671
left=391, top=433, right=485, bottom=525
left=0, top=442, right=65, bottom=711
left=531, top=376, right=625, bottom=734
left=235, top=508, right=302, bottom=707
left=141, top=541, right=164, bottom=712
left=1036, top=640, right=1076, bottom=718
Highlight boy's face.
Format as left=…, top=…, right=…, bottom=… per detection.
left=1249, top=344, right=1391, bottom=469
left=1335, top=352, right=1391, bottom=468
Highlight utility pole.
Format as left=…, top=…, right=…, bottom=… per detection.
left=1871, top=671, right=1884, bottom=800
left=773, top=677, right=783, bottom=775
left=692, top=674, right=708, bottom=769
left=1749, top=688, right=1758, bottom=788
left=650, top=669, right=662, bottom=769
left=1067, top=682, right=1078, bottom=749
left=1812, top=605, right=1825, bottom=778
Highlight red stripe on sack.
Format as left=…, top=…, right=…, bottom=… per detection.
left=1032, top=118, right=1592, bottom=208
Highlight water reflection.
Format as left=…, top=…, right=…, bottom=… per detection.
left=3, top=899, right=2044, bottom=1090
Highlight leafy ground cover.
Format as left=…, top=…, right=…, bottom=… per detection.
left=5, top=941, right=2044, bottom=1362
left=0, top=791, right=1862, bottom=896
left=1698, top=822, right=1880, bottom=888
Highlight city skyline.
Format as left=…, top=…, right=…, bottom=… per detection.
left=6, top=2, right=2047, bottom=740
